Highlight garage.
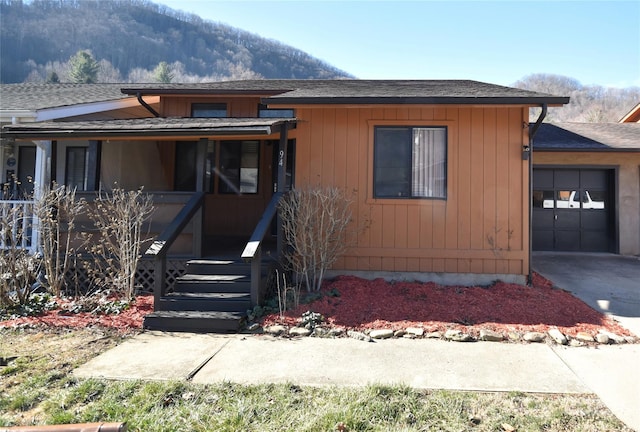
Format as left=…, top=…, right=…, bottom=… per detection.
left=532, top=168, right=616, bottom=252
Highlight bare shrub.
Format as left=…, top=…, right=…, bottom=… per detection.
left=87, top=188, right=154, bottom=300
left=0, top=201, right=40, bottom=308
left=34, top=184, right=87, bottom=297
left=279, top=186, right=352, bottom=293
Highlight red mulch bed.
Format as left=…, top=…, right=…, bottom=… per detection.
left=0, top=294, right=153, bottom=334
left=261, top=273, right=633, bottom=339
left=0, top=273, right=633, bottom=340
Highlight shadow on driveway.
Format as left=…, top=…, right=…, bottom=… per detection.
left=532, top=252, right=640, bottom=336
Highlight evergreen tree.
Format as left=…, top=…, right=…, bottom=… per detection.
left=46, top=71, right=60, bottom=83
left=153, top=61, right=174, bottom=83
left=68, top=50, right=99, bottom=83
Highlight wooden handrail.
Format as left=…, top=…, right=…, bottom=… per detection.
left=144, top=191, right=205, bottom=309
left=241, top=192, right=282, bottom=306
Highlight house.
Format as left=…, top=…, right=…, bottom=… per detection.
left=619, top=102, right=640, bottom=123
left=532, top=122, right=640, bottom=255
left=1, top=80, right=569, bottom=331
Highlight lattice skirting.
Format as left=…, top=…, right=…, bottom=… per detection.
left=62, top=257, right=188, bottom=295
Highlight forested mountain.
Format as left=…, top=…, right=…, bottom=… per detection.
left=514, top=74, right=640, bottom=123
left=0, top=0, right=353, bottom=83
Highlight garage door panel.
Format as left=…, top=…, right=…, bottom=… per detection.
left=581, top=231, right=609, bottom=252
left=555, top=231, right=581, bottom=251
left=533, top=170, right=554, bottom=189
left=554, top=170, right=580, bottom=189
left=581, top=211, right=608, bottom=230
left=532, top=230, right=554, bottom=251
left=555, top=210, right=580, bottom=229
left=581, top=170, right=608, bottom=188
left=532, top=210, right=554, bottom=229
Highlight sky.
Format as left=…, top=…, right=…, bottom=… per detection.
left=153, top=0, right=640, bottom=88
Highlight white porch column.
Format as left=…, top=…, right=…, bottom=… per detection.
left=31, top=140, right=52, bottom=253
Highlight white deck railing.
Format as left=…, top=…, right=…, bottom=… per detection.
left=0, top=200, right=37, bottom=253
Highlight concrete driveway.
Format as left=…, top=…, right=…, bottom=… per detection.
left=532, top=252, right=640, bottom=337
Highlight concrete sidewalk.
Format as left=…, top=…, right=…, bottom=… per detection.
left=73, top=331, right=640, bottom=431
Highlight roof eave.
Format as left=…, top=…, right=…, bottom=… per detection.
left=263, top=96, right=570, bottom=105
left=1, top=125, right=279, bottom=140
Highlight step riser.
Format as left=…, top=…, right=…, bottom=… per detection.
left=173, top=281, right=251, bottom=294
left=144, top=316, right=241, bottom=333
left=186, top=263, right=252, bottom=276
left=158, top=298, right=250, bottom=313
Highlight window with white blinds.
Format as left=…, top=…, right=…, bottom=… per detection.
left=374, top=126, right=447, bottom=199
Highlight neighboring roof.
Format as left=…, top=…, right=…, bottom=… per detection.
left=1, top=117, right=294, bottom=139
left=1, top=83, right=131, bottom=111
left=0, top=83, right=158, bottom=123
left=619, top=102, right=640, bottom=123
left=534, top=122, right=640, bottom=151
left=121, top=79, right=569, bottom=106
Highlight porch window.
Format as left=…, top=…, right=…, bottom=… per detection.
left=191, top=103, right=227, bottom=118
left=217, top=141, right=260, bottom=194
left=65, top=147, right=88, bottom=191
left=374, top=126, right=447, bottom=199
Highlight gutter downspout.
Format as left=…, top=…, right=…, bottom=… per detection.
left=527, top=103, right=547, bottom=285
left=136, top=92, right=160, bottom=117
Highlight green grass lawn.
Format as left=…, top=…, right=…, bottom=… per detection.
left=0, top=328, right=631, bottom=432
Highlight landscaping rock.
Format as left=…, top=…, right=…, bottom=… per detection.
left=595, top=333, right=610, bottom=344
left=507, top=332, right=521, bottom=342
left=426, top=331, right=442, bottom=339
left=445, top=329, right=474, bottom=342
left=575, top=332, right=594, bottom=343
left=289, top=327, right=312, bottom=337
left=312, top=327, right=329, bottom=337
left=265, top=325, right=287, bottom=335
left=479, top=329, right=503, bottom=342
left=625, top=336, right=636, bottom=344
left=406, top=327, right=425, bottom=337
left=548, top=328, right=568, bottom=345
left=599, top=330, right=626, bottom=344
left=394, top=329, right=406, bottom=338
left=246, top=323, right=261, bottom=332
left=370, top=329, right=394, bottom=339
left=403, top=333, right=416, bottom=339
left=569, top=339, right=585, bottom=347
left=347, top=330, right=373, bottom=342
left=523, top=332, right=546, bottom=343
left=329, top=328, right=345, bottom=337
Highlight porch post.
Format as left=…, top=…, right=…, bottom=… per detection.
left=276, top=123, right=290, bottom=259
left=193, top=138, right=207, bottom=258
left=86, top=140, right=102, bottom=191
left=32, top=140, right=52, bottom=254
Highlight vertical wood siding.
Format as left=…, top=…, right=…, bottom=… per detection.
left=294, top=105, right=529, bottom=276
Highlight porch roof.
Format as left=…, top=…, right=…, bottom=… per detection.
left=1, top=117, right=294, bottom=139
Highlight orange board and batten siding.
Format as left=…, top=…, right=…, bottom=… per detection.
left=292, top=105, right=531, bottom=276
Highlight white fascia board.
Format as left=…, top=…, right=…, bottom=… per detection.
left=0, top=110, right=38, bottom=123
left=35, top=96, right=160, bottom=121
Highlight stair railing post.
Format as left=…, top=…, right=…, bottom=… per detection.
left=153, top=254, right=166, bottom=311
left=250, top=245, right=262, bottom=307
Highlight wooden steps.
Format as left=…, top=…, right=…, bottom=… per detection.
left=143, top=259, right=261, bottom=333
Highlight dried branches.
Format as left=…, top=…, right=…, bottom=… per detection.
left=279, top=187, right=353, bottom=293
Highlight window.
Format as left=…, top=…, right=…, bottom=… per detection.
left=374, top=126, right=447, bottom=199
left=191, top=103, right=227, bottom=118
left=174, top=142, right=198, bottom=191
left=218, top=141, right=259, bottom=194
left=65, top=147, right=88, bottom=191
left=258, top=104, right=294, bottom=118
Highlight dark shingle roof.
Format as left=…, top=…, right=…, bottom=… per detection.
left=121, top=79, right=569, bottom=105
left=0, top=83, right=132, bottom=111
left=1, top=117, right=293, bottom=139
left=534, top=123, right=640, bottom=151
